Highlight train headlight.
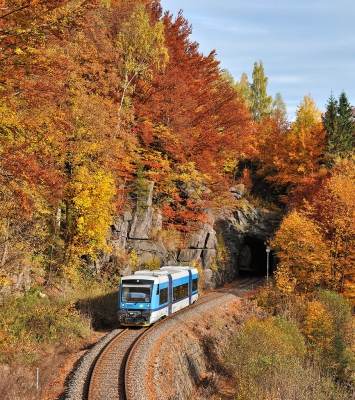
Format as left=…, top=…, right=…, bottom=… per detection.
left=147, top=304, right=150, bottom=308
left=122, top=304, right=125, bottom=308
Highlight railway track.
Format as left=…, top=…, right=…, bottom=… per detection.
left=87, top=327, right=146, bottom=400
left=87, top=293, right=226, bottom=400
left=78, top=277, right=263, bottom=400
left=217, top=275, right=264, bottom=294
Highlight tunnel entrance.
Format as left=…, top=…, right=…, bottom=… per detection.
left=238, top=236, right=274, bottom=276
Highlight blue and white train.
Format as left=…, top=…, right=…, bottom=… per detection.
left=117, top=266, right=199, bottom=327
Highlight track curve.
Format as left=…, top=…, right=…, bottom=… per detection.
left=88, top=328, right=147, bottom=400
left=78, top=277, right=265, bottom=400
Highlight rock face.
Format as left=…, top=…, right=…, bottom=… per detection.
left=1, top=182, right=283, bottom=295
left=128, top=181, right=155, bottom=240
left=109, top=182, right=283, bottom=289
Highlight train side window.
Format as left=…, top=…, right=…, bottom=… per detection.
left=173, top=283, right=188, bottom=301
left=159, top=288, right=168, bottom=304
left=192, top=278, right=198, bottom=292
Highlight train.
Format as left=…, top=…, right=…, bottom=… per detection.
left=117, top=266, right=199, bottom=327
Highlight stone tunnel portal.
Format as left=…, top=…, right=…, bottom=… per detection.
left=239, top=236, right=274, bottom=276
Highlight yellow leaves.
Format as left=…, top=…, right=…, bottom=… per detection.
left=274, top=265, right=297, bottom=294
left=66, top=166, right=115, bottom=264
left=274, top=210, right=331, bottom=293
left=0, top=274, right=8, bottom=286
left=129, top=249, right=139, bottom=271
left=256, top=95, right=326, bottom=189
left=302, top=158, right=355, bottom=291
left=302, top=300, right=334, bottom=352
left=155, top=124, right=179, bottom=145
left=297, top=165, right=305, bottom=174
left=293, top=95, right=322, bottom=133
left=116, top=3, right=169, bottom=83
left=175, top=162, right=202, bottom=184
left=60, top=261, right=81, bottom=283
left=223, top=158, right=238, bottom=175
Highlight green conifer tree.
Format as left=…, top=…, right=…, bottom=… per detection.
left=322, top=91, right=355, bottom=162
left=337, top=91, right=355, bottom=155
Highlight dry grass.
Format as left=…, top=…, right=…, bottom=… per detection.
left=0, top=281, right=120, bottom=400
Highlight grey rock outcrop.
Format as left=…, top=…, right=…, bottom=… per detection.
left=109, top=182, right=282, bottom=290
left=126, top=239, right=167, bottom=264
left=0, top=180, right=283, bottom=296
left=128, top=181, right=154, bottom=240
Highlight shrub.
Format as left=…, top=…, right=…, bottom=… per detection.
left=222, top=316, right=351, bottom=399
left=302, top=290, right=355, bottom=382
left=145, top=257, right=161, bottom=270
left=0, top=291, right=90, bottom=363
left=224, top=316, right=305, bottom=374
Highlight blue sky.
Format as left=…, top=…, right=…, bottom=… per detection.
left=160, top=0, right=355, bottom=119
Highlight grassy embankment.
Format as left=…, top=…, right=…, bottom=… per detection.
left=0, top=281, right=120, bottom=399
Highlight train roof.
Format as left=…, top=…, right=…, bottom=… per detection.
left=121, top=266, right=197, bottom=282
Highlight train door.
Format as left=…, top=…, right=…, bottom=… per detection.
left=168, top=274, right=173, bottom=315
left=188, top=269, right=192, bottom=305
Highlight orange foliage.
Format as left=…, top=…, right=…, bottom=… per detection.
left=278, top=158, right=355, bottom=294
left=273, top=210, right=331, bottom=293
left=253, top=96, right=326, bottom=197
left=301, top=159, right=355, bottom=291
left=131, top=9, right=251, bottom=227
left=3, top=0, right=351, bottom=288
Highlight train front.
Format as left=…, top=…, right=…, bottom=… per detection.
left=117, top=276, right=155, bottom=326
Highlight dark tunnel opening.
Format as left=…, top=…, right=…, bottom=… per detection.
left=238, top=236, right=274, bottom=277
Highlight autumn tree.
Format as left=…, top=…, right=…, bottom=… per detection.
left=0, top=1, right=143, bottom=280
left=302, top=290, right=355, bottom=380
left=251, top=93, right=289, bottom=176
left=63, top=166, right=116, bottom=278
left=302, top=158, right=355, bottom=293
left=116, top=2, right=169, bottom=120
left=258, top=95, right=326, bottom=193
left=273, top=210, right=331, bottom=294
left=0, top=1, right=77, bottom=280
left=243, top=67, right=286, bottom=191
left=286, top=157, right=355, bottom=295
left=132, top=8, right=251, bottom=229
left=55, top=2, right=143, bottom=277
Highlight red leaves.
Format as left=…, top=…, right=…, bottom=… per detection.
left=123, top=10, right=253, bottom=229
left=133, top=11, right=251, bottom=201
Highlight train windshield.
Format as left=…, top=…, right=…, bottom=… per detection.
left=121, top=284, right=152, bottom=303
